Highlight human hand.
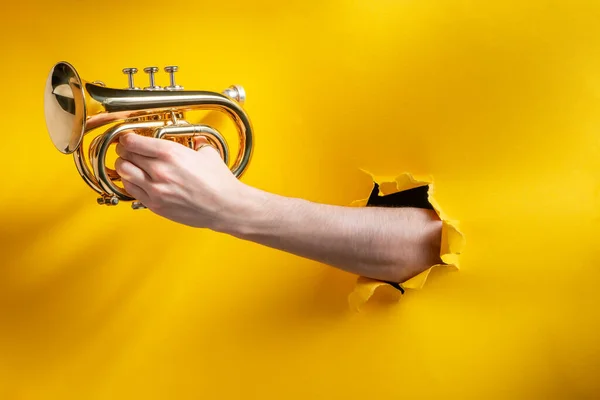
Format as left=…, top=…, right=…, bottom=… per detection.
left=114, top=133, right=250, bottom=231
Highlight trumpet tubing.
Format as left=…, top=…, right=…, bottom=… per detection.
left=44, top=61, right=254, bottom=209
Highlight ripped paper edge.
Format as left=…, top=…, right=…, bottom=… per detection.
left=347, top=169, right=465, bottom=312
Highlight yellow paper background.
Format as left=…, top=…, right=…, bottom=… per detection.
left=1, top=0, right=599, bottom=398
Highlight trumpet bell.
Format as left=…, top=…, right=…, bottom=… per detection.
left=44, top=62, right=86, bottom=154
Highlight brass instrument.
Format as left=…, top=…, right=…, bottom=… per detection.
left=44, top=61, right=254, bottom=209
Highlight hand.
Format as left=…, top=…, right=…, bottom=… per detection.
left=114, top=133, right=248, bottom=230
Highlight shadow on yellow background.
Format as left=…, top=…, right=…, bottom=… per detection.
left=0, top=0, right=599, bottom=398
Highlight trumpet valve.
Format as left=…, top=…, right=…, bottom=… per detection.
left=122, top=67, right=140, bottom=90
left=164, top=66, right=184, bottom=91
left=143, top=66, right=162, bottom=90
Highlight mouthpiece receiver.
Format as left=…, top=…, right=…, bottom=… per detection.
left=222, top=85, right=246, bottom=105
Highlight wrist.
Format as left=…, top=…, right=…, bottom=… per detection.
left=213, top=182, right=277, bottom=238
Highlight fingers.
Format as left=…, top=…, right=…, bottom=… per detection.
left=120, top=133, right=173, bottom=158
left=115, top=157, right=152, bottom=189
left=121, top=178, right=151, bottom=206
left=115, top=143, right=154, bottom=173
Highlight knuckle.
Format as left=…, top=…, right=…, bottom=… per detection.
left=159, top=147, right=176, bottom=161
left=150, top=164, right=169, bottom=181
left=156, top=147, right=169, bottom=159
left=146, top=163, right=158, bottom=177
left=151, top=184, right=170, bottom=198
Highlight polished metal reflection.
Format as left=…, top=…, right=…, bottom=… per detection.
left=44, top=63, right=85, bottom=153
left=43, top=61, right=254, bottom=208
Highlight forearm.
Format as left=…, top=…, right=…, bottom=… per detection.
left=219, top=185, right=443, bottom=283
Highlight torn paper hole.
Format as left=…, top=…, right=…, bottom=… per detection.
left=348, top=170, right=465, bottom=312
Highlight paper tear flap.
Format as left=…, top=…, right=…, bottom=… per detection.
left=348, top=170, right=465, bottom=311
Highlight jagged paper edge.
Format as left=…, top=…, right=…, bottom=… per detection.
left=348, top=169, right=465, bottom=312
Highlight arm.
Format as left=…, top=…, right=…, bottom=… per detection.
left=114, top=134, right=443, bottom=283
left=224, top=187, right=442, bottom=283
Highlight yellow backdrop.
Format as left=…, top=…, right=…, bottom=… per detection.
left=1, top=0, right=599, bottom=398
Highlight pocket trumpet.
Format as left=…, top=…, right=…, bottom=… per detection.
left=44, top=61, right=254, bottom=209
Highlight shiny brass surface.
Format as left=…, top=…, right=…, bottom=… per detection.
left=44, top=61, right=254, bottom=208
